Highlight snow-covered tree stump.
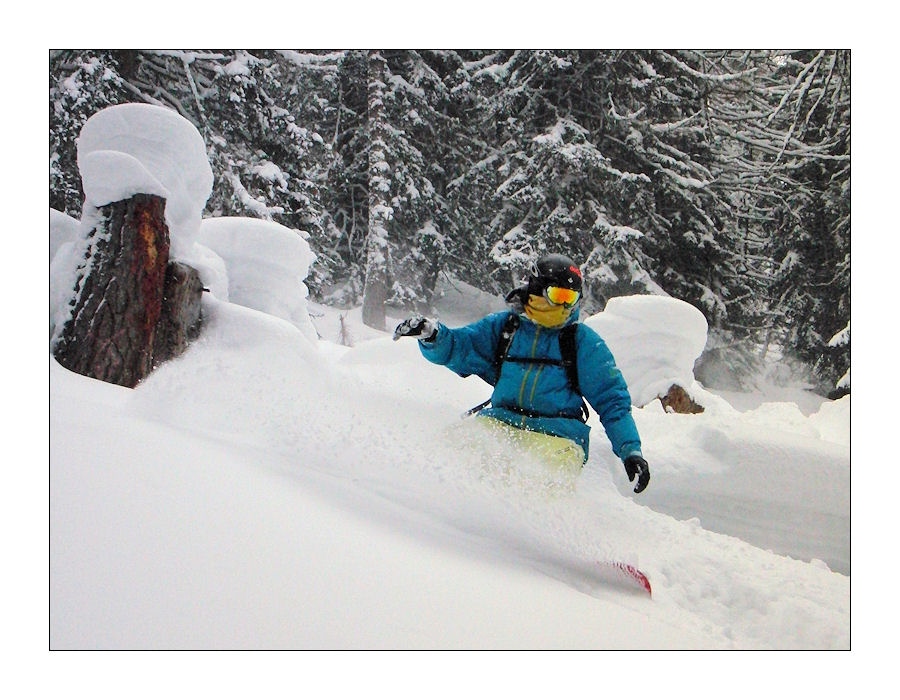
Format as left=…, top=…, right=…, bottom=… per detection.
left=53, top=193, right=203, bottom=388
left=658, top=384, right=705, bottom=414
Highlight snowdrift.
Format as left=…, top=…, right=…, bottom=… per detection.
left=49, top=210, right=850, bottom=648
left=51, top=293, right=850, bottom=649
left=49, top=105, right=848, bottom=650
left=196, top=217, right=318, bottom=343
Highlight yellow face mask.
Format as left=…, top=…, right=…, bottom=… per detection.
left=524, top=294, right=575, bottom=328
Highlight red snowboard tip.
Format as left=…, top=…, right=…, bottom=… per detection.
left=604, top=561, right=652, bottom=597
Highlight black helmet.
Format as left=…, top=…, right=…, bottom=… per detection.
left=527, top=253, right=583, bottom=296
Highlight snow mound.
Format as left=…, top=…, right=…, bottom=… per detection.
left=186, top=243, right=230, bottom=303
left=50, top=209, right=86, bottom=340
left=808, top=395, right=850, bottom=446
left=50, top=208, right=80, bottom=262
left=740, top=400, right=825, bottom=439
left=76, top=103, right=213, bottom=259
left=196, top=217, right=318, bottom=343
left=583, top=295, right=708, bottom=407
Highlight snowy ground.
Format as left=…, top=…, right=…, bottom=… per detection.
left=51, top=277, right=850, bottom=653
left=44, top=103, right=857, bottom=692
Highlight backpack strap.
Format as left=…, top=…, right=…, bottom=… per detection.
left=494, top=311, right=520, bottom=376
left=559, top=323, right=590, bottom=422
left=462, top=312, right=520, bottom=417
left=558, top=324, right=581, bottom=394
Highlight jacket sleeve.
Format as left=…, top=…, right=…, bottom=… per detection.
left=418, top=312, right=508, bottom=385
left=576, top=324, right=643, bottom=460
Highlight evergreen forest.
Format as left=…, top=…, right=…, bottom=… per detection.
left=49, top=49, right=850, bottom=394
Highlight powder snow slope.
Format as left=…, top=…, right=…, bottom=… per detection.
left=50, top=292, right=849, bottom=650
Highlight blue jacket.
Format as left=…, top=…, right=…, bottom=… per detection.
left=419, top=309, right=642, bottom=462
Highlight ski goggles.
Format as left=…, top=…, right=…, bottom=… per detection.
left=543, top=285, right=581, bottom=308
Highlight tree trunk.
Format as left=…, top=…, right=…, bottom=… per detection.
left=416, top=258, right=441, bottom=315
left=53, top=193, right=203, bottom=387
left=361, top=270, right=388, bottom=330
left=361, top=50, right=391, bottom=331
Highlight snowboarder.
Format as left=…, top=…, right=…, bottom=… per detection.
left=393, top=253, right=650, bottom=493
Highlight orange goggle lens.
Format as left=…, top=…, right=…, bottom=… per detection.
left=544, top=286, right=580, bottom=307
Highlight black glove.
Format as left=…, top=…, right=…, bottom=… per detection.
left=624, top=455, right=650, bottom=494
left=393, top=316, right=437, bottom=342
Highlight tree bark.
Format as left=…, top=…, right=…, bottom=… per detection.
left=153, top=261, right=204, bottom=362
left=53, top=193, right=203, bottom=387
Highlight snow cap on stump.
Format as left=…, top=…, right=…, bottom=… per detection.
left=76, top=103, right=214, bottom=260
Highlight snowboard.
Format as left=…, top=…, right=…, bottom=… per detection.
left=597, top=561, right=652, bottom=597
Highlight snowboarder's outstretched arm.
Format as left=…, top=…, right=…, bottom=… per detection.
left=394, top=312, right=507, bottom=385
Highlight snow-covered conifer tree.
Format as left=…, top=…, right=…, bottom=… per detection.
left=50, top=49, right=850, bottom=389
